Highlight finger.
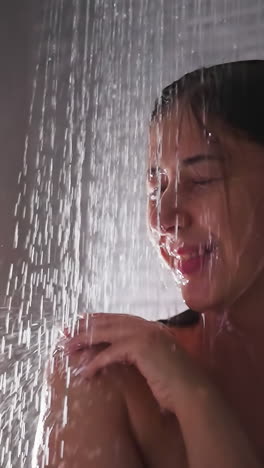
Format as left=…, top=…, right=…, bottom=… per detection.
left=63, top=331, right=109, bottom=353
left=63, top=322, right=130, bottom=354
left=78, top=342, right=135, bottom=379
left=64, top=314, right=162, bottom=355
left=65, top=314, right=109, bottom=339
left=71, top=315, right=139, bottom=342
left=69, top=314, right=107, bottom=336
left=74, top=313, right=147, bottom=336
left=92, top=313, right=147, bottom=325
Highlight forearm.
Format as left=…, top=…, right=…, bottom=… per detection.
left=173, top=383, right=261, bottom=468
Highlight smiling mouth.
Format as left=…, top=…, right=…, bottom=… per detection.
left=177, top=249, right=214, bottom=276
left=176, top=244, right=214, bottom=260
left=161, top=240, right=216, bottom=276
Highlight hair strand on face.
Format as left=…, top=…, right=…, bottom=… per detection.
left=152, top=60, right=264, bottom=147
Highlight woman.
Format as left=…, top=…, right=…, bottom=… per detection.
left=36, top=60, right=264, bottom=467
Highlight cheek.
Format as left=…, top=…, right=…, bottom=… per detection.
left=194, top=191, right=237, bottom=276
left=223, top=184, right=264, bottom=274
left=195, top=191, right=229, bottom=236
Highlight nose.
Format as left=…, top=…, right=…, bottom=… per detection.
left=148, top=186, right=192, bottom=236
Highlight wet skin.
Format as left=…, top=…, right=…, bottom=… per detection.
left=148, top=106, right=264, bottom=325
left=38, top=106, right=264, bottom=467
left=146, top=106, right=264, bottom=459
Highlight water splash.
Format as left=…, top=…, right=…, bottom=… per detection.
left=1, top=0, right=264, bottom=466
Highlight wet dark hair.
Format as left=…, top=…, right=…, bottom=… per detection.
left=152, top=60, right=264, bottom=145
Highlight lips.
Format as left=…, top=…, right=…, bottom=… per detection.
left=162, top=240, right=215, bottom=276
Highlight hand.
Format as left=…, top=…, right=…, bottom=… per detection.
left=62, top=313, right=210, bottom=413
left=60, top=314, right=263, bottom=468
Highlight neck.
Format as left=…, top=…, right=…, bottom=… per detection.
left=202, top=272, right=264, bottom=350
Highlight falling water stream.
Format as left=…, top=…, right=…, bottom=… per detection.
left=1, top=0, right=264, bottom=466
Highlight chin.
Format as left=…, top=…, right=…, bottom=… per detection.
left=180, top=277, right=226, bottom=313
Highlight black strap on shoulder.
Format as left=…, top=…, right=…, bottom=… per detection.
left=158, top=309, right=200, bottom=327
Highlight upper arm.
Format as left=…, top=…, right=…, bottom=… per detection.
left=34, top=347, right=145, bottom=468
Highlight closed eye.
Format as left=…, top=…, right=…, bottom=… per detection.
left=192, top=177, right=223, bottom=186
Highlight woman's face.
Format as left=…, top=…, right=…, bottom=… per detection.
left=148, top=106, right=264, bottom=313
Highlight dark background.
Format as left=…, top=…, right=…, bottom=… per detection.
left=0, top=1, right=34, bottom=293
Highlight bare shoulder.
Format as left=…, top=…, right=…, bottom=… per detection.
left=35, top=319, right=198, bottom=468
left=35, top=345, right=146, bottom=468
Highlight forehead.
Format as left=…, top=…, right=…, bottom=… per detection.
left=149, top=107, right=211, bottom=166
left=149, top=107, right=264, bottom=177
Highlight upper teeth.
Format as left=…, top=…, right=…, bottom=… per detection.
left=178, top=253, right=200, bottom=260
